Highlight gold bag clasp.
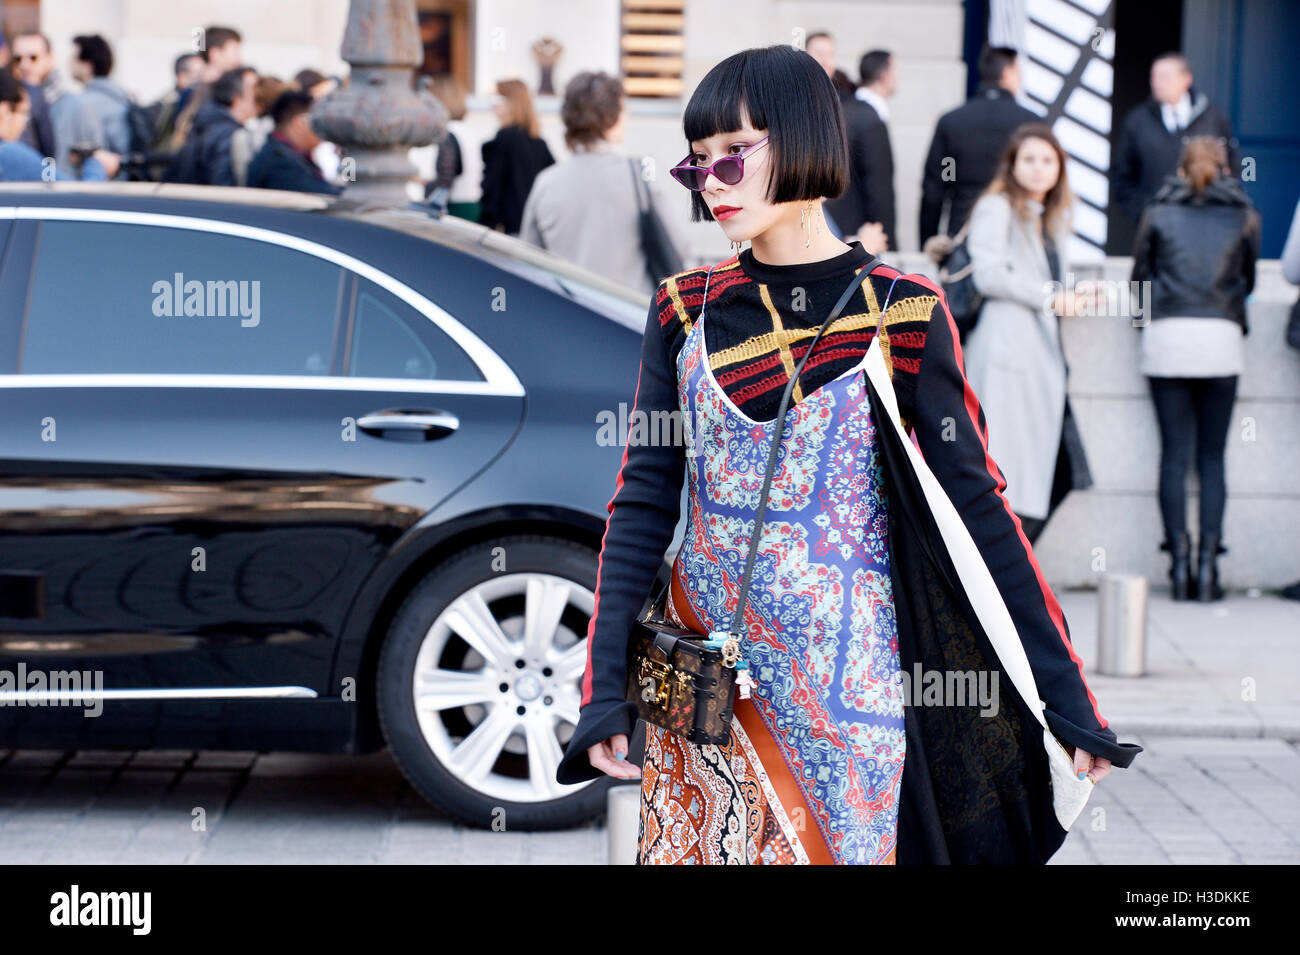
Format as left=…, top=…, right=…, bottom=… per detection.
left=638, top=658, right=672, bottom=709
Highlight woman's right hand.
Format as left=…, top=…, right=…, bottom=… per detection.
left=588, top=733, right=641, bottom=779
left=1052, top=289, right=1083, bottom=317
left=856, top=221, right=889, bottom=256
left=1054, top=282, right=1103, bottom=318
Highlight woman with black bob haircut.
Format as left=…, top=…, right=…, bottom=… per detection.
left=678, top=43, right=848, bottom=225
left=555, top=44, right=1140, bottom=865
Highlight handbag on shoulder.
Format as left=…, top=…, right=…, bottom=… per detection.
left=624, top=258, right=879, bottom=744
left=923, top=220, right=982, bottom=340
left=629, top=158, right=684, bottom=291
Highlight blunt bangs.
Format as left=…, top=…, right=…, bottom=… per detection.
left=680, top=45, right=849, bottom=222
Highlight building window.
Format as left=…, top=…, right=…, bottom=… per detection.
left=417, top=0, right=472, bottom=94
left=620, top=0, right=684, bottom=98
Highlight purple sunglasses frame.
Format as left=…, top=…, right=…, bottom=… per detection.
left=668, top=135, right=770, bottom=191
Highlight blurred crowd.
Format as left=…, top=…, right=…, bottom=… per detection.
left=0, top=25, right=345, bottom=193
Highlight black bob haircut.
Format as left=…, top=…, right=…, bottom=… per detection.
left=680, top=45, right=849, bottom=223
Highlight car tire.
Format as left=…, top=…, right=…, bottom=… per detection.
left=376, top=534, right=611, bottom=830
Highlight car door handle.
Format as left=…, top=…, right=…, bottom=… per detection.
left=356, top=409, right=460, bottom=441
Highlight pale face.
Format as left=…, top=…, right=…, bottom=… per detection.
left=287, top=110, right=321, bottom=152
left=879, top=56, right=899, bottom=97
left=70, top=49, right=93, bottom=84
left=176, top=56, right=204, bottom=90
left=1150, top=58, right=1192, bottom=106
left=689, top=119, right=784, bottom=241
left=208, top=39, right=243, bottom=75
left=1011, top=136, right=1061, bottom=198
left=1001, top=57, right=1022, bottom=95
left=806, top=36, right=836, bottom=77
left=13, top=35, right=53, bottom=85
left=231, top=71, right=259, bottom=123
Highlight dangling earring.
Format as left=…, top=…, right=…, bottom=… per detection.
left=802, top=200, right=816, bottom=248
left=730, top=239, right=742, bottom=254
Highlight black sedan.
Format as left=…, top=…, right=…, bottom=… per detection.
left=0, top=182, right=657, bottom=829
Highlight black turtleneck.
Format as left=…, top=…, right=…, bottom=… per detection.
left=737, top=240, right=875, bottom=285
left=696, top=239, right=881, bottom=422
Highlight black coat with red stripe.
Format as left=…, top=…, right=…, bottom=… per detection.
left=556, top=256, right=1142, bottom=863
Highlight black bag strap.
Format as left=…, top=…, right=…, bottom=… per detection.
left=722, top=255, right=882, bottom=638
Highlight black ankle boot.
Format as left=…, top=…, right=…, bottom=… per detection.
left=1161, top=531, right=1195, bottom=600
left=1196, top=533, right=1226, bottom=602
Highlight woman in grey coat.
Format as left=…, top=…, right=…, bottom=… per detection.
left=519, top=72, right=687, bottom=296
left=962, top=124, right=1093, bottom=543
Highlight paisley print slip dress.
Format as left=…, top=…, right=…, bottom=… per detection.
left=636, top=270, right=907, bottom=865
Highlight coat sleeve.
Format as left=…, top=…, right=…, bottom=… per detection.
left=861, top=117, right=896, bottom=248
left=918, top=119, right=949, bottom=245
left=1242, top=207, right=1261, bottom=299
left=517, top=177, right=545, bottom=249
left=478, top=136, right=505, bottom=230
left=1215, top=107, right=1241, bottom=177
left=1112, top=112, right=1144, bottom=222
left=203, top=127, right=237, bottom=187
left=433, top=130, right=461, bottom=190
left=555, top=282, right=687, bottom=785
left=1129, top=206, right=1157, bottom=285
left=967, top=195, right=1052, bottom=313
left=907, top=284, right=1141, bottom=768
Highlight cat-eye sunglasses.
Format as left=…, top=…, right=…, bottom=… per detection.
left=668, top=136, right=770, bottom=191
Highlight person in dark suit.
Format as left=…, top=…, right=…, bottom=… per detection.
left=246, top=89, right=342, bottom=195
left=825, top=49, right=896, bottom=251
left=919, top=46, right=1039, bottom=245
left=479, top=78, right=554, bottom=236
left=1112, top=52, right=1238, bottom=225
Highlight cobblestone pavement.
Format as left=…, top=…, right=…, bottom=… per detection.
left=1, top=734, right=1296, bottom=864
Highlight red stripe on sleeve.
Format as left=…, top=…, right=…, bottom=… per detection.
left=580, top=362, right=642, bottom=707
left=935, top=297, right=1108, bottom=728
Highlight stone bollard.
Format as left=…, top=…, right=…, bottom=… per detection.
left=1097, top=573, right=1148, bottom=677
left=606, top=783, right=640, bottom=865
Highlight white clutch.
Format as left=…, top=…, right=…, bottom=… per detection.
left=863, top=332, right=1096, bottom=833
left=1043, top=725, right=1095, bottom=830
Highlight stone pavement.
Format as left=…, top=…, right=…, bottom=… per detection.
left=1048, top=735, right=1300, bottom=864
left=1, top=734, right=1297, bottom=863
left=1056, top=590, right=1300, bottom=740
left=0, top=590, right=1295, bottom=864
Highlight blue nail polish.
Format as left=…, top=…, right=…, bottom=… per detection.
left=615, top=751, right=626, bottom=760
left=1077, top=770, right=1087, bottom=780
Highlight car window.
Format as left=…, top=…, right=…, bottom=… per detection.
left=348, top=278, right=482, bottom=381
left=20, top=221, right=344, bottom=376
left=331, top=208, right=650, bottom=333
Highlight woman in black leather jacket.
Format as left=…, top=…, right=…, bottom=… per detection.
left=1130, top=137, right=1260, bottom=601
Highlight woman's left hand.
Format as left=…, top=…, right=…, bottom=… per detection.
left=1069, top=744, right=1112, bottom=784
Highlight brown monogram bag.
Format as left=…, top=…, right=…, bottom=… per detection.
left=624, top=262, right=877, bottom=744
